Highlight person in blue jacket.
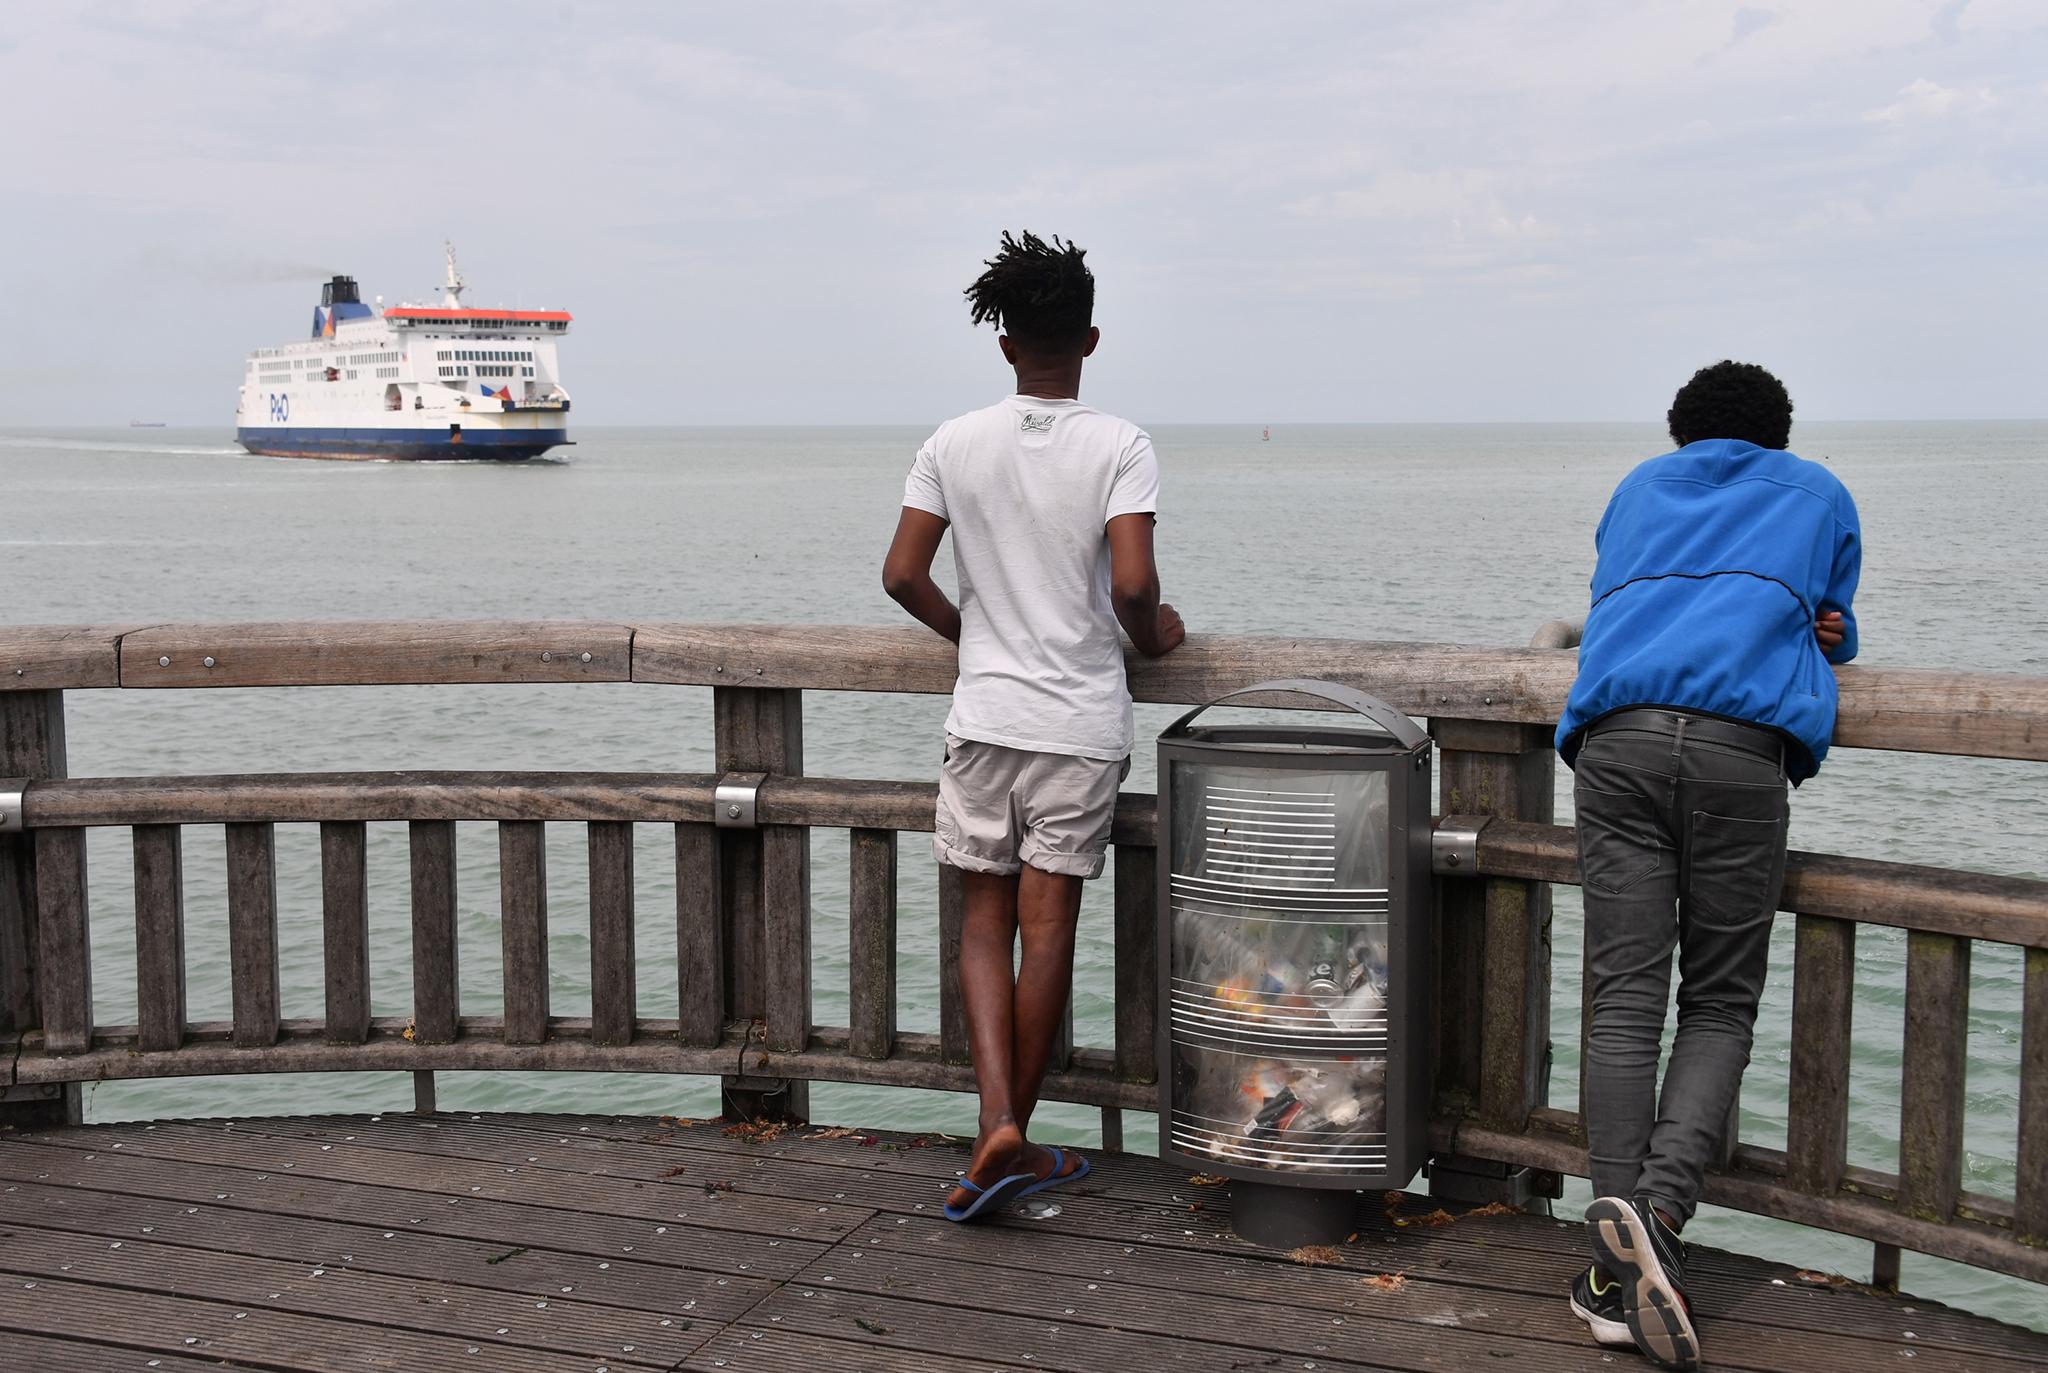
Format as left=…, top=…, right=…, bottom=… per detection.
left=1557, top=361, right=1860, bottom=1371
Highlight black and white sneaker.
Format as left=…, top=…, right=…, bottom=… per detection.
left=1568, top=1265, right=1631, bottom=1347
left=1586, top=1195, right=1699, bottom=1371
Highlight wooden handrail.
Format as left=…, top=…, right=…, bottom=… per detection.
left=3, top=620, right=2045, bottom=760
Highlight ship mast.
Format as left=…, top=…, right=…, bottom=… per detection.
left=441, top=241, right=467, bottom=308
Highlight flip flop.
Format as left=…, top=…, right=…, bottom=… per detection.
left=941, top=1169, right=1035, bottom=1223
left=1018, top=1146, right=1090, bottom=1199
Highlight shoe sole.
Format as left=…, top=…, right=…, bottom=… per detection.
left=1586, top=1198, right=1700, bottom=1371
left=1567, top=1292, right=1633, bottom=1348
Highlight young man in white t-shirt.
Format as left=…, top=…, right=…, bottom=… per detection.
left=883, top=231, right=1185, bottom=1221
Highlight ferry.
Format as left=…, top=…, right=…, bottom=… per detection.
left=235, top=245, right=572, bottom=461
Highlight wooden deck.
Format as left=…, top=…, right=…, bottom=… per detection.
left=0, top=1114, right=2039, bottom=1372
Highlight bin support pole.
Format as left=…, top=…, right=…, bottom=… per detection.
left=1430, top=718, right=1557, bottom=1207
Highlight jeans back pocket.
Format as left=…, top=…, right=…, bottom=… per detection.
left=1686, top=810, right=1789, bottom=928
left=1575, top=783, right=1666, bottom=896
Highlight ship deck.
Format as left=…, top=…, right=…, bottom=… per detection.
left=2, top=1111, right=2043, bottom=1372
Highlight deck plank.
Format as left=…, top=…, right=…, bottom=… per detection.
left=75, top=1111, right=2048, bottom=1363
left=1, top=1113, right=2042, bottom=1373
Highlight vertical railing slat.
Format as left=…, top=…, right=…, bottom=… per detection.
left=588, top=820, right=636, bottom=1047
left=320, top=820, right=370, bottom=1045
left=2014, top=945, right=2048, bottom=1246
left=224, top=822, right=280, bottom=1049
left=762, top=825, right=811, bottom=1054
left=676, top=821, right=724, bottom=1048
left=713, top=686, right=809, bottom=1120
left=1434, top=721, right=1554, bottom=1132
left=848, top=828, right=898, bottom=1061
left=1113, top=842, right=1158, bottom=1083
left=1786, top=915, right=1856, bottom=1193
left=131, top=824, right=186, bottom=1052
left=498, top=820, right=549, bottom=1046
left=32, top=828, right=91, bottom=1056
left=409, top=819, right=459, bottom=1044
left=938, top=864, right=968, bottom=1065
left=3, top=689, right=82, bottom=1123
left=1898, top=930, right=1971, bottom=1222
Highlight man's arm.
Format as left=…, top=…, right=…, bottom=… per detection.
left=1816, top=500, right=1861, bottom=665
left=882, top=507, right=961, bottom=644
left=1107, top=512, right=1185, bottom=657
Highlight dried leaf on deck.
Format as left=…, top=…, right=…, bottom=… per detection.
left=1463, top=1202, right=1521, bottom=1219
left=722, top=1119, right=792, bottom=1143
left=1393, top=1207, right=1458, bottom=1229
left=1188, top=1173, right=1228, bottom=1186
left=1361, top=1271, right=1408, bottom=1293
left=1794, top=1269, right=1857, bottom=1289
left=657, top=1164, right=688, bottom=1178
left=1285, top=1245, right=1344, bottom=1267
left=854, top=1317, right=890, bottom=1335
left=809, top=1126, right=863, bottom=1140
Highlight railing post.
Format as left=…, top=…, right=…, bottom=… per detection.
left=715, top=685, right=810, bottom=1123
left=0, top=689, right=82, bottom=1125
left=1430, top=717, right=1556, bottom=1206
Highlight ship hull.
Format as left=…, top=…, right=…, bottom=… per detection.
left=236, top=426, right=568, bottom=461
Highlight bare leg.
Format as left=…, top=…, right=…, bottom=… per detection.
left=947, top=869, right=1026, bottom=1208
left=1010, top=864, right=1083, bottom=1135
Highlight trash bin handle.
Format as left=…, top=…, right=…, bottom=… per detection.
left=1161, top=678, right=1429, bottom=750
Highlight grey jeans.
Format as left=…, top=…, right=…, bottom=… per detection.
left=1573, top=709, right=1790, bottom=1226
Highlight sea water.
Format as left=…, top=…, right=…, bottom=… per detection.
left=3, top=421, right=2043, bottom=1328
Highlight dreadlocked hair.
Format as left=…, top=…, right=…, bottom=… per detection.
left=964, top=231, right=1094, bottom=350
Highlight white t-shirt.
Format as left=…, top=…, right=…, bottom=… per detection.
left=903, top=394, right=1160, bottom=761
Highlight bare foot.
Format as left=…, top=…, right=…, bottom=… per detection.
left=1016, top=1141, right=1085, bottom=1185
left=946, top=1119, right=1027, bottom=1212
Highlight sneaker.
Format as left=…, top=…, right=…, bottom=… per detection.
left=1585, top=1195, right=1699, bottom=1371
left=1568, top=1265, right=1631, bottom=1347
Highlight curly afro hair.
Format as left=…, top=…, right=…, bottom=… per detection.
left=1667, top=360, right=1794, bottom=450
left=964, top=231, right=1094, bottom=351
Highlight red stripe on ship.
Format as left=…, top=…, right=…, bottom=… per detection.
left=384, top=308, right=572, bottom=321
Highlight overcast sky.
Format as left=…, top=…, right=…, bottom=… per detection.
left=3, top=1, right=2043, bottom=425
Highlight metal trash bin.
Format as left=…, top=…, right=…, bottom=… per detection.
left=1156, top=679, right=1432, bottom=1247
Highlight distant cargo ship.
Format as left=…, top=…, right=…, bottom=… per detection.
left=235, top=245, right=572, bottom=461
left=129, top=420, right=167, bottom=428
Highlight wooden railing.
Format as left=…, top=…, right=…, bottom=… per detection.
left=1, top=621, right=2044, bottom=1290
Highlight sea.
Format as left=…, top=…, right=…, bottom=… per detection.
left=3, top=421, right=2044, bottom=1330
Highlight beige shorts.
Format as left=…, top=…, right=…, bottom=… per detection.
left=934, top=734, right=1131, bottom=879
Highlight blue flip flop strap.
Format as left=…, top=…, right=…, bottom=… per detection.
left=1043, top=1147, right=1064, bottom=1182
left=955, top=1176, right=986, bottom=1196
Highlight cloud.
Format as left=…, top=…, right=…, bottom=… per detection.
left=1865, top=76, right=1996, bottom=123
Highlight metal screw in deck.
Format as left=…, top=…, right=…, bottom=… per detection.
left=159, top=657, right=170, bottom=667
left=541, top=651, right=552, bottom=662
left=203, top=657, right=215, bottom=668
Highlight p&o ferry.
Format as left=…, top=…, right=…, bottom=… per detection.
left=235, top=246, right=572, bottom=461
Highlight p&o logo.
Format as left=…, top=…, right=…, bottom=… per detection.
left=268, top=393, right=289, bottom=423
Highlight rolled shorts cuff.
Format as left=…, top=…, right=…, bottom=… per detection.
left=933, top=834, right=1021, bottom=875
left=1018, top=839, right=1108, bottom=880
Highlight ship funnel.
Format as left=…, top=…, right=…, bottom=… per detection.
left=320, top=275, right=361, bottom=308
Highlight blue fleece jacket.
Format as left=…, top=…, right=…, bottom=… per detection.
left=1556, top=438, right=1861, bottom=782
